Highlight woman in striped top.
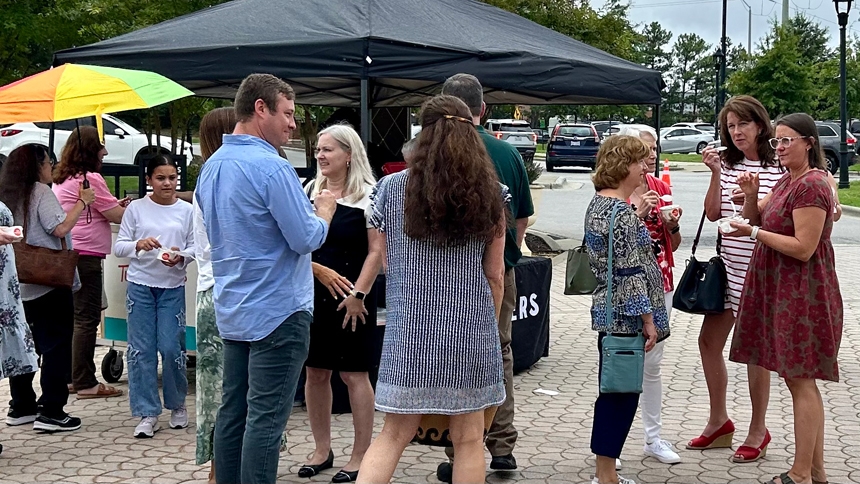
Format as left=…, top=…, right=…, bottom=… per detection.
left=687, top=96, right=784, bottom=463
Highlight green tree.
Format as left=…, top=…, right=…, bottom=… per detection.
left=636, top=21, right=673, bottom=72
left=728, top=24, right=815, bottom=117
left=785, top=14, right=833, bottom=66
left=671, top=33, right=711, bottom=119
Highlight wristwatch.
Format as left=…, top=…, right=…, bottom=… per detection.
left=750, top=226, right=760, bottom=240
left=350, top=290, right=366, bottom=301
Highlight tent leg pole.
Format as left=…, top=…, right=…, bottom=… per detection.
left=654, top=104, right=662, bottom=177
left=360, top=78, right=370, bottom=150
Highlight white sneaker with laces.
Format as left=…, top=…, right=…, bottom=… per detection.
left=169, top=407, right=188, bottom=429
left=591, top=476, right=636, bottom=484
left=134, top=416, right=159, bottom=438
left=644, top=439, right=681, bottom=464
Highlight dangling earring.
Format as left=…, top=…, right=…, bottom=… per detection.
left=347, top=161, right=351, bottom=169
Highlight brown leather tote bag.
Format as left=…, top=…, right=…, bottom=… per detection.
left=13, top=207, right=78, bottom=288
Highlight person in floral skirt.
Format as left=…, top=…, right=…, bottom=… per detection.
left=727, top=112, right=842, bottom=484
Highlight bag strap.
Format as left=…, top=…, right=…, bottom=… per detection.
left=604, top=202, right=620, bottom=326
left=691, top=210, right=706, bottom=256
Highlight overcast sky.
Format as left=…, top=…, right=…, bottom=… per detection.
left=592, top=0, right=860, bottom=52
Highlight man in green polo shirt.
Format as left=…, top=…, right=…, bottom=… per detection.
left=436, top=73, right=534, bottom=483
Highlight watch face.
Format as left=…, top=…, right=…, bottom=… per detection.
left=355, top=291, right=366, bottom=301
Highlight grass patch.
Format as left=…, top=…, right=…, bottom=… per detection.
left=661, top=153, right=702, bottom=162
left=838, top=182, right=860, bottom=207
left=536, top=144, right=546, bottom=153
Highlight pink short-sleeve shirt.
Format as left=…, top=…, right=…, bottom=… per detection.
left=52, top=173, right=120, bottom=256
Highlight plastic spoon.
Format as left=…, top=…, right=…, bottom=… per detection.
left=136, top=235, right=161, bottom=258
left=659, top=194, right=673, bottom=203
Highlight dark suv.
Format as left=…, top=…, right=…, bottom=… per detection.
left=546, top=124, right=601, bottom=171
left=815, top=121, right=859, bottom=174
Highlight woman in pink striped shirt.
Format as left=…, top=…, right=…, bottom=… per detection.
left=687, top=96, right=783, bottom=463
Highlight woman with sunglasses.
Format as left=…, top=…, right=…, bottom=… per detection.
left=691, top=96, right=784, bottom=462
left=0, top=143, right=94, bottom=432
left=725, top=113, right=842, bottom=484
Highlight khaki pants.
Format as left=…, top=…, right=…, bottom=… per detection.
left=447, top=268, right=518, bottom=459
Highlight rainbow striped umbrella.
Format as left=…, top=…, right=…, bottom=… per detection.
left=0, top=64, right=193, bottom=139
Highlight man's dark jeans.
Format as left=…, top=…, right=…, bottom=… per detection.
left=214, top=311, right=311, bottom=484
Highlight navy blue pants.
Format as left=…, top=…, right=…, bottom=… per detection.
left=590, top=333, right=641, bottom=459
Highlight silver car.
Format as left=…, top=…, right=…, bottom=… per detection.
left=660, top=127, right=714, bottom=154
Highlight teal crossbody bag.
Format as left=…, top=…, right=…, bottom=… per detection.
left=599, top=202, right=646, bottom=394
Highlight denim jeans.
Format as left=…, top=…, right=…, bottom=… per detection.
left=126, top=282, right=187, bottom=417
left=214, top=311, right=311, bottom=484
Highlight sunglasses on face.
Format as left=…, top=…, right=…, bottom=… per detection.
left=768, top=136, right=810, bottom=149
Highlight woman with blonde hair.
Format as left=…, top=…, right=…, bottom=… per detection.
left=298, top=123, right=382, bottom=483
left=357, top=95, right=507, bottom=484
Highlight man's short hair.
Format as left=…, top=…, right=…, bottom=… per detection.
left=441, top=74, right=483, bottom=117
left=401, top=137, right=417, bottom=158
left=234, top=74, right=295, bottom=122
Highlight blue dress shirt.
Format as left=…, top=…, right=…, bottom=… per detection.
left=195, top=134, right=329, bottom=341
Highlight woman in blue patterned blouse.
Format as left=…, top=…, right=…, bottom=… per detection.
left=585, top=135, right=670, bottom=484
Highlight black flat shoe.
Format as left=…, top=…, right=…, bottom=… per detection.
left=331, top=469, right=358, bottom=483
left=490, top=453, right=517, bottom=470
left=297, top=450, right=334, bottom=478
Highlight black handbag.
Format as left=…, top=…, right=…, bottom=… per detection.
left=672, top=211, right=727, bottom=315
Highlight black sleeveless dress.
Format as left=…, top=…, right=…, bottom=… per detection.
left=305, top=187, right=378, bottom=372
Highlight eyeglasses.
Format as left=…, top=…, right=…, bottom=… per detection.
left=768, top=136, right=810, bottom=149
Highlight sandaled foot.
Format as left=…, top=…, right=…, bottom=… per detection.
left=762, top=472, right=812, bottom=484
left=76, top=383, right=123, bottom=399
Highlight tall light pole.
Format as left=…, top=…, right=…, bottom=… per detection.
left=714, top=49, right=724, bottom=125
left=718, top=0, right=728, bottom=111
left=835, top=0, right=853, bottom=189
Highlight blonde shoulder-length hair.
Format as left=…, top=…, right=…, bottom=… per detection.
left=309, top=123, right=376, bottom=203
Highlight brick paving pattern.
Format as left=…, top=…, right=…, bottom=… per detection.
left=0, top=245, right=858, bottom=484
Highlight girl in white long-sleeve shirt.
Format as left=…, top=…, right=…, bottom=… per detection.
left=115, top=155, right=194, bottom=439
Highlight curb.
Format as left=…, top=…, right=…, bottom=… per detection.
left=841, top=204, right=860, bottom=217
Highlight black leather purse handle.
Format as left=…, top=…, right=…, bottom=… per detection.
left=690, top=210, right=721, bottom=257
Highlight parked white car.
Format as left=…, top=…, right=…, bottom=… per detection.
left=660, top=127, right=713, bottom=154
left=0, top=114, right=192, bottom=165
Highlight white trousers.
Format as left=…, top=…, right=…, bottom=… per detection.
left=641, top=291, right=672, bottom=444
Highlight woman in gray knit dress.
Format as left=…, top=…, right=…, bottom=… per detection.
left=357, top=95, right=507, bottom=484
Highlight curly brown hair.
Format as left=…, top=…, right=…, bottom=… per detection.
left=53, top=126, right=103, bottom=184
left=719, top=95, right=777, bottom=168
left=404, top=95, right=504, bottom=246
left=592, top=135, right=649, bottom=191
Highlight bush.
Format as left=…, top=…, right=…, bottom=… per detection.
left=185, top=159, right=202, bottom=192
left=523, top=154, right=543, bottom=185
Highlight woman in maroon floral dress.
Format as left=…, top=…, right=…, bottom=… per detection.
left=726, top=113, right=842, bottom=484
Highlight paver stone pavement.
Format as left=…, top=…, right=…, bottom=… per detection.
left=0, top=244, right=858, bottom=484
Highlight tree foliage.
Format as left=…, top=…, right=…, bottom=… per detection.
left=728, top=24, right=815, bottom=118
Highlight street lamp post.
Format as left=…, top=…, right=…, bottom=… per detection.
left=835, top=0, right=853, bottom=189
left=713, top=49, right=724, bottom=125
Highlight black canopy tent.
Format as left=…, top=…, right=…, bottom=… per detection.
left=54, top=0, right=665, bottom=148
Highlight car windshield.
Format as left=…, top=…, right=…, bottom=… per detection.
left=557, top=126, right=593, bottom=137
left=499, top=124, right=532, bottom=132
left=696, top=125, right=715, bottom=132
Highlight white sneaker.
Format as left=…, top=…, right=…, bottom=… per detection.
left=644, top=439, right=681, bottom=464
left=615, top=458, right=622, bottom=470
left=591, top=476, right=636, bottom=484
left=134, top=416, right=159, bottom=438
left=169, top=407, right=188, bottom=429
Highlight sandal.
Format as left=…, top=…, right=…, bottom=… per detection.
left=76, top=383, right=123, bottom=399
left=762, top=472, right=799, bottom=484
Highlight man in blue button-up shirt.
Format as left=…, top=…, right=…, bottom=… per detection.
left=196, top=74, right=336, bottom=484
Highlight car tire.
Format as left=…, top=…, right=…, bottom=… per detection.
left=696, top=142, right=707, bottom=155
left=826, top=153, right=839, bottom=174
left=546, top=161, right=556, bottom=172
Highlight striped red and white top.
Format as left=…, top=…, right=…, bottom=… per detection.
left=719, top=158, right=785, bottom=316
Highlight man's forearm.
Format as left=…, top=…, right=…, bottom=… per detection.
left=515, top=217, right=529, bottom=247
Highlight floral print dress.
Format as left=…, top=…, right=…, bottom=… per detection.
left=0, top=202, right=39, bottom=379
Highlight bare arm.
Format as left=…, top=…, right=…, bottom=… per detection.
left=101, top=205, right=126, bottom=224
left=52, top=199, right=87, bottom=238
left=483, top=218, right=507, bottom=319
left=175, top=191, right=194, bottom=203
left=353, top=229, right=385, bottom=294
left=702, top=149, right=723, bottom=221
left=826, top=171, right=842, bottom=222
left=515, top=217, right=528, bottom=248
left=731, top=206, right=827, bottom=262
